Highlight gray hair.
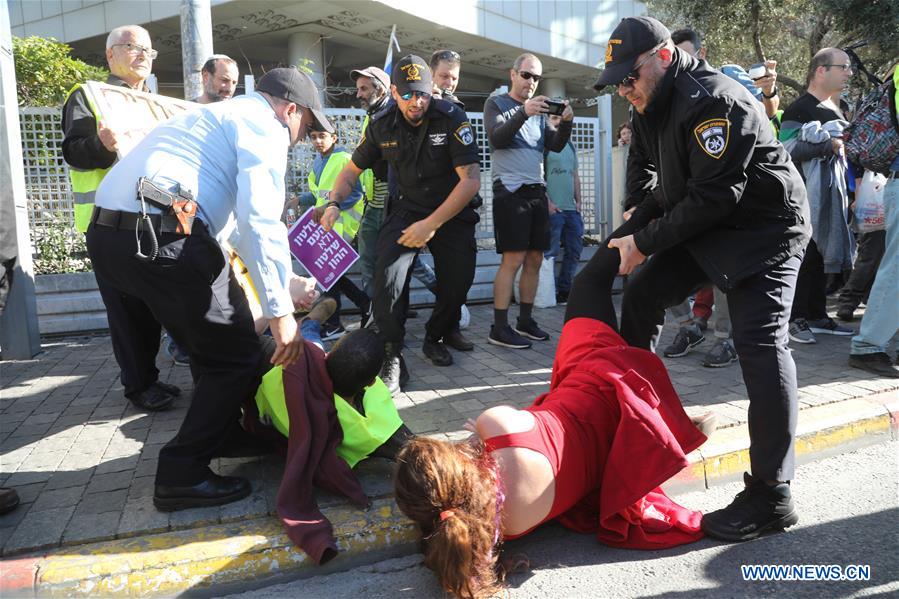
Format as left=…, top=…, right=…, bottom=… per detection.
left=512, top=53, right=540, bottom=71
left=106, top=25, right=151, bottom=49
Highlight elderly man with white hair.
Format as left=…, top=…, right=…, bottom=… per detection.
left=61, top=25, right=181, bottom=412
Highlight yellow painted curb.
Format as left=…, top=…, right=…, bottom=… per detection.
left=20, top=497, right=416, bottom=597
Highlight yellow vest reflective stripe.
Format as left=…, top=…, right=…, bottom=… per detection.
left=254, top=369, right=403, bottom=468
left=65, top=83, right=110, bottom=233
left=308, top=150, right=364, bottom=242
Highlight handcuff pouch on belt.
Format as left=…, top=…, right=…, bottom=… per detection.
left=134, top=177, right=198, bottom=261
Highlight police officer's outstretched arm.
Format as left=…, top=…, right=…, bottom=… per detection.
left=633, top=97, right=761, bottom=257
left=397, top=162, right=481, bottom=247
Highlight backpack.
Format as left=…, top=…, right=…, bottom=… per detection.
left=844, top=79, right=899, bottom=175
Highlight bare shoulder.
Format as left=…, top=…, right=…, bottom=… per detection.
left=476, top=406, right=535, bottom=439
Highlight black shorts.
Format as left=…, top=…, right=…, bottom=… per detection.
left=492, top=181, right=550, bottom=253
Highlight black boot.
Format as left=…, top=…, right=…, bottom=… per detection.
left=380, top=343, right=409, bottom=393
left=701, top=472, right=798, bottom=541
left=369, top=424, right=416, bottom=460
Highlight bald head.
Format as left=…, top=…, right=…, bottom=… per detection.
left=106, top=25, right=151, bottom=49
left=807, top=47, right=852, bottom=95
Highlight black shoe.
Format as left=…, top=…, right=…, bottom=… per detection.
left=423, top=338, right=453, bottom=366
left=514, top=318, right=550, bottom=341
left=701, top=339, right=738, bottom=368
left=836, top=306, right=856, bottom=322
left=0, top=487, right=20, bottom=515
left=381, top=344, right=409, bottom=393
left=154, top=474, right=251, bottom=512
left=153, top=380, right=182, bottom=396
left=701, top=472, right=798, bottom=542
left=663, top=324, right=704, bottom=358
left=555, top=291, right=569, bottom=305
left=488, top=324, right=532, bottom=349
left=849, top=352, right=899, bottom=378
left=443, top=329, right=474, bottom=351
left=321, top=322, right=346, bottom=341
left=406, top=308, right=419, bottom=319
left=129, top=385, right=176, bottom=412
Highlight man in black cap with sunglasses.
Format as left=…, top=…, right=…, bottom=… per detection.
left=87, top=67, right=326, bottom=511
left=321, top=54, right=481, bottom=392
left=579, top=16, right=810, bottom=542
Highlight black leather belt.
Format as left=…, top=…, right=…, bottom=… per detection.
left=90, top=206, right=186, bottom=234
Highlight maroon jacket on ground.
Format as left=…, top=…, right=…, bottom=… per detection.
left=275, top=341, right=369, bottom=564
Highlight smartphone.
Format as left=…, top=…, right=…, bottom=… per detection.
left=545, top=99, right=566, bottom=116
left=747, top=63, right=766, bottom=80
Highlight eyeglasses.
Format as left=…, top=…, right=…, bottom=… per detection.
left=618, top=45, right=663, bottom=88
left=517, top=70, right=542, bottom=82
left=113, top=43, right=158, bottom=60
left=824, top=63, right=853, bottom=72
left=400, top=90, right=431, bottom=101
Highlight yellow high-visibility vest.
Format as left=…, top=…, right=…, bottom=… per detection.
left=65, top=83, right=110, bottom=233
left=308, top=150, right=364, bottom=242
left=254, top=368, right=403, bottom=468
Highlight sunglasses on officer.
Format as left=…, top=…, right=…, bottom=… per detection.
left=618, top=44, right=664, bottom=88
left=517, top=70, right=542, bottom=82
left=400, top=90, right=432, bottom=101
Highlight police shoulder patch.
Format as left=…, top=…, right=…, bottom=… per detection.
left=693, top=118, right=730, bottom=159
left=454, top=122, right=475, bottom=145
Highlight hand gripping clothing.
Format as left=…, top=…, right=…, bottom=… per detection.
left=484, top=317, right=706, bottom=549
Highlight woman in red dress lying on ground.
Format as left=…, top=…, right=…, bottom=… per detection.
left=394, top=251, right=713, bottom=599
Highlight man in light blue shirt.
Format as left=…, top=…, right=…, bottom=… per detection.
left=86, top=68, right=327, bottom=511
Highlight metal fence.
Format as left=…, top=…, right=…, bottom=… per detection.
left=20, top=106, right=607, bottom=241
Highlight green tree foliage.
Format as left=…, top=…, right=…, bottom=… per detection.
left=13, top=36, right=108, bottom=107
left=647, top=0, right=898, bottom=103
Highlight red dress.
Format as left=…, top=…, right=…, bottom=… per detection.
left=483, top=318, right=705, bottom=549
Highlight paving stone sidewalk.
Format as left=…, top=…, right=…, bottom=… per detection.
left=1, top=301, right=896, bottom=558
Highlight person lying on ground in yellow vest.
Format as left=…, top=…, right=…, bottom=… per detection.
left=255, top=327, right=415, bottom=464
left=228, top=248, right=413, bottom=463
left=300, top=117, right=370, bottom=340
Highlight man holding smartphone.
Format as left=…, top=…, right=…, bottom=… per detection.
left=484, top=53, right=574, bottom=349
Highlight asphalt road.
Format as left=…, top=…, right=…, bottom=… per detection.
left=229, top=441, right=898, bottom=599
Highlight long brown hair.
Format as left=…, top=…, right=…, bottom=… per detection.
left=394, top=437, right=503, bottom=598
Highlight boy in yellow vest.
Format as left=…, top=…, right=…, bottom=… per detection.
left=253, top=328, right=414, bottom=465
left=299, top=120, right=369, bottom=340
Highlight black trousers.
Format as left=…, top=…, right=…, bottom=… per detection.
left=323, top=275, right=370, bottom=327
left=838, top=229, right=886, bottom=310
left=86, top=222, right=263, bottom=486
left=95, top=275, right=161, bottom=397
left=791, top=239, right=827, bottom=321
left=372, top=208, right=477, bottom=345
left=566, top=222, right=802, bottom=481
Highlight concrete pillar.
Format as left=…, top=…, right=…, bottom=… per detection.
left=0, top=0, right=41, bottom=358
left=180, top=0, right=213, bottom=101
left=288, top=32, right=326, bottom=104
left=541, top=78, right=566, bottom=101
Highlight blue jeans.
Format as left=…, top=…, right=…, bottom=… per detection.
left=851, top=175, right=898, bottom=355
left=300, top=318, right=324, bottom=350
left=358, top=205, right=384, bottom=297
left=545, top=210, right=584, bottom=294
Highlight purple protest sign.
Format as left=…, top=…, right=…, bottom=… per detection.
left=287, top=207, right=359, bottom=291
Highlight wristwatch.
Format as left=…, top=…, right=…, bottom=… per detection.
left=326, top=200, right=340, bottom=211
left=762, top=86, right=778, bottom=99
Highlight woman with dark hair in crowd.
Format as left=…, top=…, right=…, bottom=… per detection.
left=394, top=249, right=715, bottom=598
left=617, top=121, right=633, bottom=146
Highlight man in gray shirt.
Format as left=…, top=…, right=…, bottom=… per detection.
left=484, top=53, right=573, bottom=349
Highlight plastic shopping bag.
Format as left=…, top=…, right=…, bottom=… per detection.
left=854, top=171, right=887, bottom=233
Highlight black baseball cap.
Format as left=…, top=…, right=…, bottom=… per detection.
left=350, top=66, right=390, bottom=91
left=309, top=114, right=336, bottom=134
left=593, top=16, right=670, bottom=90
left=391, top=55, right=432, bottom=95
left=256, top=67, right=330, bottom=131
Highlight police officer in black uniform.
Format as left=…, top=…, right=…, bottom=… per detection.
left=573, top=17, right=810, bottom=542
left=321, top=55, right=481, bottom=393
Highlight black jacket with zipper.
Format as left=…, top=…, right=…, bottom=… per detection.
left=625, top=49, right=810, bottom=290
